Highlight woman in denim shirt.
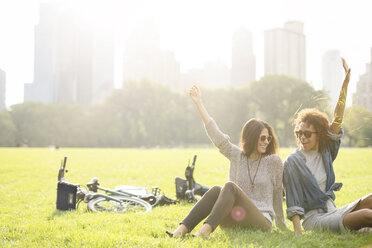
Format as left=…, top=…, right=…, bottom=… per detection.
left=283, top=58, right=372, bottom=234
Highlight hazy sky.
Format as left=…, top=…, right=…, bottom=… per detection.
left=0, top=0, right=371, bottom=106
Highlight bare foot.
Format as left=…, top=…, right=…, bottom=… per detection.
left=170, top=224, right=189, bottom=238
left=193, top=223, right=213, bottom=237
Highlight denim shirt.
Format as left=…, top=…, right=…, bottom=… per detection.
left=283, top=128, right=344, bottom=220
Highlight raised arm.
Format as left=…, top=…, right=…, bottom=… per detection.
left=330, top=58, right=351, bottom=134
left=189, top=85, right=212, bottom=124
left=190, top=85, right=241, bottom=160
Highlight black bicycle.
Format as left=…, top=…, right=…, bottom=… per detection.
left=175, top=155, right=210, bottom=203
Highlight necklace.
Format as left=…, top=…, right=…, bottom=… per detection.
left=247, top=156, right=262, bottom=190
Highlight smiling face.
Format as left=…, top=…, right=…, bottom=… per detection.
left=297, top=122, right=319, bottom=151
left=240, top=118, right=278, bottom=158
left=256, top=128, right=271, bottom=155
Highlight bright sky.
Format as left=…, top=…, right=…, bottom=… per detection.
left=0, top=0, right=371, bottom=107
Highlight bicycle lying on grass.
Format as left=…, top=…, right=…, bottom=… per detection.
left=77, top=177, right=153, bottom=213
left=57, top=156, right=154, bottom=213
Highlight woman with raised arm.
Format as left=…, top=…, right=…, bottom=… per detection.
left=167, top=85, right=286, bottom=238
left=283, top=58, right=372, bottom=234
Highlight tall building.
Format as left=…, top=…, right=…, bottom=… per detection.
left=53, top=8, right=94, bottom=105
left=25, top=2, right=115, bottom=105
left=123, top=20, right=180, bottom=89
left=353, top=48, right=372, bottom=111
left=92, top=27, right=115, bottom=104
left=0, top=69, right=5, bottom=110
left=322, top=50, right=344, bottom=107
left=231, top=27, right=256, bottom=87
left=264, top=21, right=306, bottom=80
left=24, top=3, right=58, bottom=103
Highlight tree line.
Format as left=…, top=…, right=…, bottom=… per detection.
left=1, top=75, right=371, bottom=147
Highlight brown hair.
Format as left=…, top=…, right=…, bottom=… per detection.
left=293, top=108, right=330, bottom=151
left=240, top=118, right=279, bottom=157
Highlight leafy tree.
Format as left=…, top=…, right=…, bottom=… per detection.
left=343, top=105, right=372, bottom=147
left=247, top=75, right=328, bottom=146
left=8, top=102, right=88, bottom=147
left=0, top=110, right=17, bottom=146
left=5, top=77, right=372, bottom=148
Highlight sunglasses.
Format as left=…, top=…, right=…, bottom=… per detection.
left=295, top=130, right=317, bottom=138
left=259, top=135, right=272, bottom=143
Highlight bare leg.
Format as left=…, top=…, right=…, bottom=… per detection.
left=343, top=194, right=372, bottom=230
left=194, top=223, right=213, bottom=237
left=352, top=194, right=372, bottom=211
left=171, top=224, right=189, bottom=238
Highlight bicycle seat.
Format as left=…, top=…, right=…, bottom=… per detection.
left=87, top=177, right=99, bottom=192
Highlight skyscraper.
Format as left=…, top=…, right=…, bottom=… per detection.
left=264, top=21, right=306, bottom=80
left=231, top=27, right=256, bottom=87
left=54, top=8, right=94, bottom=105
left=0, top=68, right=5, bottom=110
left=123, top=20, right=180, bottom=89
left=322, top=50, right=344, bottom=107
left=92, top=27, right=115, bottom=104
left=24, top=3, right=58, bottom=103
left=25, top=2, right=115, bottom=105
left=354, top=48, right=372, bottom=111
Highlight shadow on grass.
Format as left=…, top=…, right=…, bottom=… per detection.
left=48, top=209, right=76, bottom=220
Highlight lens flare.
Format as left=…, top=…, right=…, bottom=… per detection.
left=231, top=206, right=246, bottom=222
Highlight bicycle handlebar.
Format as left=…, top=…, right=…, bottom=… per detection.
left=191, top=155, right=197, bottom=168
left=58, top=156, right=68, bottom=182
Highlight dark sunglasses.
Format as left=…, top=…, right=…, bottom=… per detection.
left=295, top=130, right=317, bottom=138
left=259, top=135, right=272, bottom=143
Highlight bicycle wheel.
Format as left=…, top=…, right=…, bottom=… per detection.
left=87, top=195, right=152, bottom=213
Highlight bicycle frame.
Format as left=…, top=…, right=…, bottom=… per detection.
left=85, top=177, right=156, bottom=203
left=57, top=156, right=152, bottom=212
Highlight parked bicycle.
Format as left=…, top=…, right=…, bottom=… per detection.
left=57, top=156, right=152, bottom=213
left=175, top=155, right=210, bottom=203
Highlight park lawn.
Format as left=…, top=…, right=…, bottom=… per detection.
left=0, top=147, right=371, bottom=248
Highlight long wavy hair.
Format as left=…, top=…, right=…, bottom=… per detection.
left=240, top=118, right=279, bottom=157
left=294, top=108, right=330, bottom=151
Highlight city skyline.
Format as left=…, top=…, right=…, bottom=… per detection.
left=321, top=50, right=344, bottom=107
left=24, top=2, right=116, bottom=105
left=264, top=21, right=306, bottom=81
left=354, top=48, right=372, bottom=111
left=1, top=0, right=372, bottom=106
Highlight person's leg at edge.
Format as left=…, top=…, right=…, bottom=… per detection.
left=170, top=185, right=222, bottom=237
left=194, top=181, right=271, bottom=237
left=343, top=194, right=372, bottom=230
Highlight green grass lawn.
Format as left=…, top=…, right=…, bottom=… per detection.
left=0, top=147, right=371, bottom=247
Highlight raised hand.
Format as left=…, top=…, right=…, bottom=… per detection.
left=342, top=57, right=350, bottom=74
left=189, top=85, right=211, bottom=124
left=341, top=57, right=351, bottom=84
left=189, top=85, right=202, bottom=104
